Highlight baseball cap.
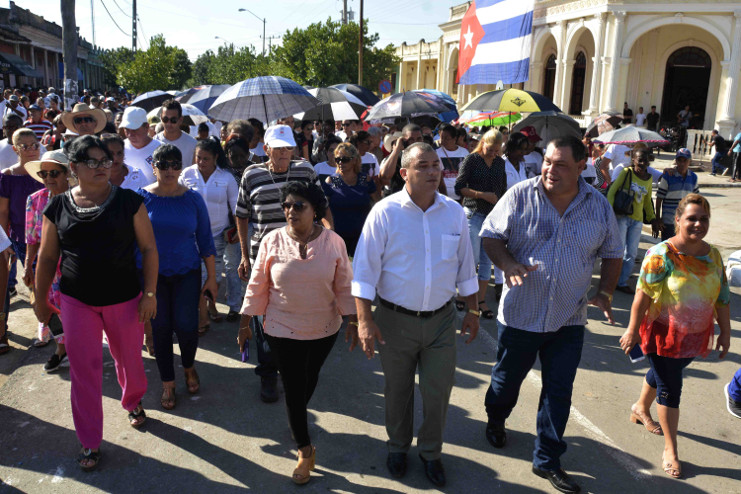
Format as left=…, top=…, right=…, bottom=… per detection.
left=9, top=95, right=19, bottom=102
left=520, top=125, right=542, bottom=142
left=29, top=104, right=41, bottom=111
left=106, top=97, right=115, bottom=102
left=264, top=124, right=297, bottom=148
left=676, top=148, right=691, bottom=159
left=119, top=106, right=148, bottom=129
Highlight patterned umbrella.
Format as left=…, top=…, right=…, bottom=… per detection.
left=593, top=126, right=669, bottom=146
left=294, top=87, right=367, bottom=121
left=330, top=83, right=380, bottom=107
left=585, top=112, right=623, bottom=138
left=460, top=88, right=561, bottom=113
left=463, top=111, right=521, bottom=127
left=131, top=90, right=171, bottom=112
left=364, top=91, right=452, bottom=122
left=177, top=84, right=231, bottom=113
left=412, top=89, right=458, bottom=122
left=208, top=76, right=320, bottom=124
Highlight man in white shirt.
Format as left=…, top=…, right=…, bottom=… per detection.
left=600, top=143, right=631, bottom=177
left=635, top=107, right=647, bottom=127
left=4, top=95, right=27, bottom=121
left=352, top=142, right=479, bottom=488
left=0, top=114, right=23, bottom=170
left=155, top=99, right=197, bottom=167
left=520, top=126, right=544, bottom=177
left=120, top=106, right=159, bottom=184
left=436, top=124, right=468, bottom=201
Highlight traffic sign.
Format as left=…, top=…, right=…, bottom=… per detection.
left=379, top=80, right=392, bottom=94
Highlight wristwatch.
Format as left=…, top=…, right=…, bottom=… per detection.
left=146, top=292, right=155, bottom=298
left=468, top=309, right=482, bottom=317
left=599, top=290, right=613, bottom=303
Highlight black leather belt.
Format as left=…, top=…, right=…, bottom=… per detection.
left=378, top=298, right=450, bottom=318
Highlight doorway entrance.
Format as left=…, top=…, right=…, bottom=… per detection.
left=569, top=52, right=587, bottom=115
left=661, top=47, right=711, bottom=129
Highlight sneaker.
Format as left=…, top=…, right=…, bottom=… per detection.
left=724, top=383, right=741, bottom=419
left=44, top=353, right=68, bottom=373
left=710, top=173, right=717, bottom=176
left=225, top=310, right=240, bottom=323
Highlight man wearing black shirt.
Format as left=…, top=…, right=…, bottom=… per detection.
left=646, top=106, right=660, bottom=132
left=710, top=129, right=727, bottom=175
left=622, top=102, right=633, bottom=125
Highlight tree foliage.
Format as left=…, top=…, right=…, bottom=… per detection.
left=187, top=45, right=271, bottom=87
left=117, top=35, right=192, bottom=93
left=99, top=46, right=135, bottom=87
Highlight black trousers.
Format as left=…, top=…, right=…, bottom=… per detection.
left=265, top=331, right=338, bottom=449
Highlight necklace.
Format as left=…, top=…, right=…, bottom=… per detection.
left=287, top=225, right=319, bottom=259
left=267, top=161, right=291, bottom=185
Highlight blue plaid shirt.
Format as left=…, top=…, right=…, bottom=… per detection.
left=480, top=177, right=623, bottom=332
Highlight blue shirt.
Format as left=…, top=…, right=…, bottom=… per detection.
left=655, top=170, right=700, bottom=225
left=480, top=177, right=623, bottom=332
left=734, top=132, right=741, bottom=153
left=322, top=173, right=376, bottom=239
left=137, top=188, right=216, bottom=276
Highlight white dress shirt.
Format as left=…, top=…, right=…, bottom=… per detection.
left=352, top=187, right=478, bottom=311
left=120, top=163, right=155, bottom=190
left=504, top=158, right=528, bottom=189
left=179, top=164, right=239, bottom=236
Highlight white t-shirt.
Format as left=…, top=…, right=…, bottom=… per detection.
left=436, top=145, right=469, bottom=200
left=635, top=113, right=647, bottom=127
left=4, top=105, right=27, bottom=121
left=156, top=131, right=198, bottom=167
left=582, top=158, right=597, bottom=179
left=120, top=163, right=155, bottom=191
left=504, top=158, right=528, bottom=190
left=0, top=138, right=47, bottom=170
left=123, top=138, right=160, bottom=184
left=360, top=152, right=378, bottom=177
left=250, top=144, right=267, bottom=163
left=610, top=164, right=662, bottom=185
left=313, top=161, right=339, bottom=178
left=603, top=144, right=631, bottom=170
left=523, top=150, right=544, bottom=177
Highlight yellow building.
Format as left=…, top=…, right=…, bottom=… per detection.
left=394, top=0, right=741, bottom=136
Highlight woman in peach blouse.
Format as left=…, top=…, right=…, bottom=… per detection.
left=238, top=181, right=357, bottom=485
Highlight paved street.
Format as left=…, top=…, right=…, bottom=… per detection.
left=1, top=168, right=740, bottom=493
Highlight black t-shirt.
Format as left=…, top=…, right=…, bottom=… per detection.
left=44, top=186, right=144, bottom=306
left=712, top=135, right=727, bottom=153
left=622, top=108, right=633, bottom=124
left=646, top=112, right=660, bottom=131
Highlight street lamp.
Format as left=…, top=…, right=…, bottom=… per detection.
left=215, top=36, right=233, bottom=45
left=238, top=8, right=266, bottom=56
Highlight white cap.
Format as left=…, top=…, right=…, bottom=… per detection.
left=119, top=106, right=148, bottom=129
left=264, top=124, right=297, bottom=148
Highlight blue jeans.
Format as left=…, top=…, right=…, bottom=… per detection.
left=485, top=322, right=585, bottom=470
left=645, top=354, right=694, bottom=408
left=223, top=238, right=246, bottom=312
left=729, top=367, right=741, bottom=402
left=465, top=208, right=492, bottom=281
left=616, top=215, right=643, bottom=287
left=711, top=151, right=725, bottom=174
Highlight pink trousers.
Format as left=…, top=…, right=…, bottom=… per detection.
left=60, top=293, right=147, bottom=449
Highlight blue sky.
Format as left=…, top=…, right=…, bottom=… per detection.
left=9, top=0, right=462, bottom=59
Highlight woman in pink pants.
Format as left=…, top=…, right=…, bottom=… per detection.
left=34, top=135, right=159, bottom=472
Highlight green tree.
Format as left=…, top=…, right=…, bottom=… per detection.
left=117, top=35, right=192, bottom=93
left=99, top=46, right=135, bottom=87
left=271, top=19, right=399, bottom=89
left=188, top=45, right=272, bottom=87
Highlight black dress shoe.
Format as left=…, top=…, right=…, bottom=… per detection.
left=419, top=455, right=446, bottom=487
left=386, top=452, right=407, bottom=478
left=260, top=376, right=279, bottom=403
left=485, top=421, right=507, bottom=448
left=532, top=466, right=581, bottom=493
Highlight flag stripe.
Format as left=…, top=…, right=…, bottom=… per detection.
left=472, top=34, right=533, bottom=66
left=480, top=11, right=533, bottom=44
left=477, top=0, right=535, bottom=25
left=458, top=59, right=531, bottom=86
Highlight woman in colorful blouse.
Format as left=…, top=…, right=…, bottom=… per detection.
left=619, top=193, right=731, bottom=479
left=24, top=151, right=71, bottom=371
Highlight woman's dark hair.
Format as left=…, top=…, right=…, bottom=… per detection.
left=224, top=136, right=252, bottom=155
left=100, top=132, right=124, bottom=150
left=153, top=143, right=182, bottom=163
left=195, top=138, right=228, bottom=168
left=197, top=122, right=209, bottom=133
left=279, top=181, right=328, bottom=221
left=323, top=135, right=342, bottom=153
left=64, top=135, right=112, bottom=162
left=456, top=127, right=468, bottom=140
left=349, top=131, right=370, bottom=148
left=504, top=132, right=530, bottom=156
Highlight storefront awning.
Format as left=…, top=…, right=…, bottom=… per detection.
left=0, top=52, right=43, bottom=78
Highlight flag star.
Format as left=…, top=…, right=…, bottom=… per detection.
left=463, top=26, right=474, bottom=49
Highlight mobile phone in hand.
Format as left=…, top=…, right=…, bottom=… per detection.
left=629, top=343, right=645, bottom=363
left=241, top=343, right=249, bottom=362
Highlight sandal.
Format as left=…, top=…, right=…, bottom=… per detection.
left=454, top=299, right=466, bottom=311
left=161, top=383, right=176, bottom=410
left=629, top=405, right=663, bottom=435
left=209, top=310, right=224, bottom=323
left=198, top=324, right=210, bottom=336
left=478, top=301, right=495, bottom=319
left=662, top=454, right=681, bottom=478
left=78, top=447, right=101, bottom=472
left=184, top=367, right=200, bottom=394
left=128, top=402, right=146, bottom=428
left=292, top=445, right=315, bottom=485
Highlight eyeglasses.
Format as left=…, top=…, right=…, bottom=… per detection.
left=37, top=169, right=65, bottom=179
left=281, top=200, right=306, bottom=212
left=154, top=160, right=183, bottom=170
left=80, top=159, right=113, bottom=169
left=17, top=142, right=40, bottom=151
left=73, top=116, right=96, bottom=125
left=335, top=156, right=354, bottom=163
left=161, top=116, right=180, bottom=124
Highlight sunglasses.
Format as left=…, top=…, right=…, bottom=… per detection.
left=161, top=116, right=180, bottom=124
left=73, top=116, right=96, bottom=125
left=281, top=200, right=306, bottom=212
left=17, top=142, right=40, bottom=151
left=80, top=159, right=113, bottom=169
left=154, top=160, right=183, bottom=170
left=37, top=169, right=65, bottom=179
left=272, top=146, right=295, bottom=152
left=335, top=156, right=354, bottom=163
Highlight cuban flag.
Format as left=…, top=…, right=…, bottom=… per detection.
left=457, top=0, right=535, bottom=85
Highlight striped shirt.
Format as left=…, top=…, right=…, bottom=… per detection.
left=480, top=177, right=623, bottom=333
left=235, top=160, right=320, bottom=262
left=24, top=119, right=53, bottom=140
left=655, top=170, right=699, bottom=225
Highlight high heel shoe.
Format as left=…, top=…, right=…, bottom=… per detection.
left=184, top=367, right=200, bottom=394
left=629, top=405, right=663, bottom=435
left=292, top=445, right=315, bottom=485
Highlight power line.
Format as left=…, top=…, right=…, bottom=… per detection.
left=98, top=0, right=130, bottom=36
left=136, top=15, right=149, bottom=46
left=111, top=0, right=132, bottom=18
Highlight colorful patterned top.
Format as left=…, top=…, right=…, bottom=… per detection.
left=638, top=241, right=730, bottom=358
left=26, top=188, right=63, bottom=311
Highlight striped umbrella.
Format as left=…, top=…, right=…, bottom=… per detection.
left=294, top=87, right=367, bottom=121
left=208, top=76, right=320, bottom=124
left=177, top=84, right=231, bottom=113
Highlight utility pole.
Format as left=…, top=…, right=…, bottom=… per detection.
left=266, top=35, right=281, bottom=53
left=342, top=0, right=348, bottom=25
left=90, top=0, right=95, bottom=46
left=358, top=0, right=363, bottom=85
left=132, top=0, right=137, bottom=51
left=61, top=0, right=78, bottom=111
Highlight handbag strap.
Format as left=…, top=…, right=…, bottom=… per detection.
left=620, top=168, right=633, bottom=191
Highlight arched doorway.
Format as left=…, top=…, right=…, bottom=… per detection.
left=661, top=47, right=711, bottom=128
left=568, top=52, right=587, bottom=115
left=543, top=55, right=557, bottom=101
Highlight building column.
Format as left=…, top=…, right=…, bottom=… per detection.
left=560, top=60, right=576, bottom=114
left=528, top=61, right=543, bottom=93
left=604, top=11, right=626, bottom=112
left=43, top=49, right=49, bottom=86
left=552, top=20, right=567, bottom=108
left=586, top=13, right=606, bottom=116
left=416, top=46, right=422, bottom=90
left=717, top=10, right=741, bottom=135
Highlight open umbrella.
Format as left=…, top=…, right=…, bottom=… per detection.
left=364, top=91, right=451, bottom=122
left=585, top=112, right=623, bottom=137
left=131, top=90, right=172, bottom=112
left=294, top=87, right=367, bottom=121
left=207, top=76, right=320, bottom=124
left=412, top=89, right=458, bottom=122
left=512, top=111, right=581, bottom=143
left=593, top=127, right=669, bottom=147
left=147, top=103, right=209, bottom=126
left=177, top=84, right=231, bottom=113
left=330, top=83, right=380, bottom=107
left=460, top=88, right=561, bottom=114
left=463, top=111, right=521, bottom=127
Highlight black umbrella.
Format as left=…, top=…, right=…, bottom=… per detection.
left=364, top=91, right=452, bottom=121
left=130, top=90, right=171, bottom=112
left=177, top=84, right=231, bottom=113
left=585, top=112, right=623, bottom=137
left=294, top=87, right=367, bottom=121
left=330, top=83, right=380, bottom=107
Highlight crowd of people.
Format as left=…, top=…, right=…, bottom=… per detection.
left=0, top=86, right=738, bottom=493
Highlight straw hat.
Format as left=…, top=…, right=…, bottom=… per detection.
left=61, top=103, right=107, bottom=134
left=383, top=131, right=403, bottom=153
left=24, top=150, right=71, bottom=184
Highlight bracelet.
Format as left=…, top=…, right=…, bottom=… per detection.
left=238, top=326, right=250, bottom=331
left=348, top=321, right=359, bottom=327
left=599, top=290, right=613, bottom=303
left=468, top=308, right=481, bottom=317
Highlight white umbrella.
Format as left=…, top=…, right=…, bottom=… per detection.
left=593, top=127, right=669, bottom=146
left=147, top=103, right=209, bottom=125
left=293, top=87, right=367, bottom=121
